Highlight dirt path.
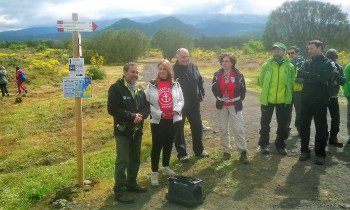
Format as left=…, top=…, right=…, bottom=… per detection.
left=99, top=62, right=350, bottom=209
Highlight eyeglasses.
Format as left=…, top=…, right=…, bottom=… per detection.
left=288, top=51, right=296, bottom=55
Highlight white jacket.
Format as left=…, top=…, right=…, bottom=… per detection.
left=145, top=80, right=184, bottom=124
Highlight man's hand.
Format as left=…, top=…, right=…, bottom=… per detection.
left=133, top=113, right=143, bottom=124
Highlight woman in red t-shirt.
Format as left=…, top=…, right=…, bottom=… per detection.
left=145, top=59, right=184, bottom=186
left=211, top=54, right=249, bottom=164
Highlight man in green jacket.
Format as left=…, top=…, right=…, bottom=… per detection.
left=343, top=62, right=350, bottom=146
left=258, top=42, right=295, bottom=155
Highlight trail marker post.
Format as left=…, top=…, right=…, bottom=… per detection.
left=58, top=13, right=97, bottom=186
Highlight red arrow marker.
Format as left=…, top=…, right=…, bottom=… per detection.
left=92, top=21, right=98, bottom=31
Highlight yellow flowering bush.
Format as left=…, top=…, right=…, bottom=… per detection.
left=28, top=59, right=60, bottom=72
left=90, top=54, right=104, bottom=69
left=338, top=51, right=350, bottom=66
left=191, top=48, right=217, bottom=61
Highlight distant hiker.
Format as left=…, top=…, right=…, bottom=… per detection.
left=287, top=46, right=305, bottom=136
left=145, top=59, right=184, bottom=186
left=298, top=40, right=334, bottom=165
left=0, top=66, right=10, bottom=97
left=211, top=53, right=249, bottom=163
left=15, top=66, right=27, bottom=95
left=343, top=61, right=350, bottom=146
left=173, top=48, right=209, bottom=162
left=325, top=49, right=345, bottom=147
left=257, top=42, right=295, bottom=156
left=107, top=62, right=150, bottom=204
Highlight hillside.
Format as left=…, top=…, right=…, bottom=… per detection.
left=0, top=15, right=266, bottom=41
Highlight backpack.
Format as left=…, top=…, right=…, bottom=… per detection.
left=20, top=72, right=26, bottom=81
left=0, top=71, right=8, bottom=84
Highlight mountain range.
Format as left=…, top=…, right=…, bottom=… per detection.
left=0, top=15, right=267, bottom=41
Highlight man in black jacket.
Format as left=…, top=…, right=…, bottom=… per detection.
left=107, top=62, right=150, bottom=204
left=173, top=48, right=208, bottom=161
left=325, top=49, right=346, bottom=147
left=298, top=40, right=334, bottom=165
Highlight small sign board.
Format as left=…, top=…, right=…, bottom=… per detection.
left=57, top=20, right=98, bottom=32
left=63, top=77, right=92, bottom=98
left=69, top=58, right=84, bottom=77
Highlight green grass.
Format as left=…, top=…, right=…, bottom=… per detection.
left=0, top=62, right=153, bottom=209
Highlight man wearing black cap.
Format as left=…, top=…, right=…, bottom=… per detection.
left=258, top=42, right=295, bottom=155
left=298, top=40, right=334, bottom=165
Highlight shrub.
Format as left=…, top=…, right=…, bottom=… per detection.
left=191, top=48, right=217, bottom=61
left=242, top=40, right=265, bottom=55
left=86, top=66, right=106, bottom=80
left=28, top=59, right=60, bottom=72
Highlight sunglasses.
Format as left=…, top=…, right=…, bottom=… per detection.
left=288, top=51, right=296, bottom=55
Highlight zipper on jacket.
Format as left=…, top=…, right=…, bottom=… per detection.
left=276, top=64, right=280, bottom=104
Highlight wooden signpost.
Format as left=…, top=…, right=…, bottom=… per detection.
left=58, top=13, right=97, bottom=186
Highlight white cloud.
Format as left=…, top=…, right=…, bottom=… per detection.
left=0, top=0, right=349, bottom=31
left=0, top=14, right=19, bottom=25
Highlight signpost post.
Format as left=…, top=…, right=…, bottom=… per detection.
left=58, top=13, right=97, bottom=187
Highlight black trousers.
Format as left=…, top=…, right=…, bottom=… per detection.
left=0, top=84, right=9, bottom=96
left=114, top=134, right=142, bottom=194
left=175, top=109, right=204, bottom=157
left=292, top=91, right=302, bottom=131
left=300, top=100, right=328, bottom=158
left=151, top=119, right=177, bottom=172
left=259, top=104, right=292, bottom=148
left=327, top=97, right=340, bottom=137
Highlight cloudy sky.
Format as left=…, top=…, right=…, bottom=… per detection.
left=0, top=0, right=349, bottom=31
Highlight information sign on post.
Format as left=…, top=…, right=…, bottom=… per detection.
left=68, top=58, right=85, bottom=77
left=58, top=13, right=98, bottom=187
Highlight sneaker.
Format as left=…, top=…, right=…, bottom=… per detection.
left=223, top=152, right=231, bottom=160
left=162, top=166, right=176, bottom=176
left=239, top=151, right=249, bottom=164
left=259, top=146, right=270, bottom=155
left=178, top=155, right=190, bottom=162
left=202, top=124, right=211, bottom=131
left=196, top=150, right=209, bottom=158
left=115, top=193, right=134, bottom=204
left=315, top=156, right=326, bottom=165
left=276, top=147, right=287, bottom=156
left=151, top=172, right=159, bottom=186
left=299, top=152, right=311, bottom=161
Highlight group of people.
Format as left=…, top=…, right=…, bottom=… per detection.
left=0, top=66, right=28, bottom=98
left=258, top=40, right=349, bottom=166
left=107, top=40, right=350, bottom=204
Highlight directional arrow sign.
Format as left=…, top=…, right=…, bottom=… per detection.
left=57, top=20, right=98, bottom=32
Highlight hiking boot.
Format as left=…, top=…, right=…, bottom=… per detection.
left=151, top=172, right=159, bottom=186
left=115, top=193, right=134, bottom=204
left=259, top=146, right=270, bottom=155
left=299, top=152, right=311, bottom=161
left=276, top=147, right=287, bottom=156
left=196, top=150, right=209, bottom=158
left=223, top=152, right=231, bottom=160
left=178, top=155, right=190, bottom=162
left=315, top=156, right=326, bottom=165
left=126, top=185, right=147, bottom=193
left=329, top=136, right=343, bottom=148
left=239, top=151, right=249, bottom=164
left=162, top=166, right=176, bottom=176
